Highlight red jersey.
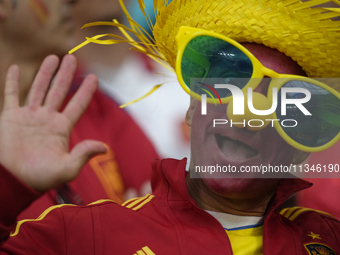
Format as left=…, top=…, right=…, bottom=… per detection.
left=17, top=86, right=159, bottom=220
left=1, top=158, right=340, bottom=254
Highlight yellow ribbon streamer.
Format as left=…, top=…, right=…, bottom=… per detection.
left=119, top=84, right=163, bottom=108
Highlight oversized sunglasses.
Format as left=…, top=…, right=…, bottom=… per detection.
left=175, top=26, right=340, bottom=152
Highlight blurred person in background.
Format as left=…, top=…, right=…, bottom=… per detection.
left=0, top=0, right=158, bottom=220
left=73, top=0, right=191, bottom=160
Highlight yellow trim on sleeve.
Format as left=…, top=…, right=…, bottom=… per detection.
left=142, top=246, right=156, bottom=255
left=11, top=199, right=118, bottom=237
left=122, top=197, right=140, bottom=207
left=280, top=206, right=303, bottom=219
left=125, top=194, right=150, bottom=209
left=123, top=194, right=154, bottom=210
left=125, top=196, right=147, bottom=209
left=289, top=208, right=332, bottom=221
left=11, top=195, right=155, bottom=238
left=280, top=206, right=333, bottom=221
left=87, top=199, right=116, bottom=206
left=10, top=204, right=76, bottom=237
left=279, top=207, right=289, bottom=216
left=134, top=246, right=156, bottom=255
left=136, top=251, right=146, bottom=255
left=132, top=195, right=155, bottom=211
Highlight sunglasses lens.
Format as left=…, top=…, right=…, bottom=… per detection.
left=181, top=36, right=253, bottom=98
left=277, top=81, right=340, bottom=148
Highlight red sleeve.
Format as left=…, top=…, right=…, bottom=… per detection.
left=0, top=165, right=40, bottom=243
left=1, top=203, right=101, bottom=254
left=1, top=208, right=67, bottom=254
left=0, top=162, right=97, bottom=254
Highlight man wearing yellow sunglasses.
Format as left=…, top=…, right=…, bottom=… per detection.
left=0, top=0, right=340, bottom=254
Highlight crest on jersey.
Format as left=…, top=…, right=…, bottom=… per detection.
left=304, top=243, right=336, bottom=255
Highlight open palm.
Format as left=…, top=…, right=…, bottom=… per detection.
left=0, top=55, right=107, bottom=192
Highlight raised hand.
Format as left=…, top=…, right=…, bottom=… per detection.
left=0, top=55, right=107, bottom=192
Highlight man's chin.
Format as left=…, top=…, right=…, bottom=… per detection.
left=201, top=177, right=279, bottom=200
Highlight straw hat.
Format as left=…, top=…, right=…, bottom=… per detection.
left=70, top=0, right=340, bottom=90
left=152, top=0, right=340, bottom=79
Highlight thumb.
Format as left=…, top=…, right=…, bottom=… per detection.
left=68, top=140, right=107, bottom=176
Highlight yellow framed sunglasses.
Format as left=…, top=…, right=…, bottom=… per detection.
left=175, top=26, right=340, bottom=152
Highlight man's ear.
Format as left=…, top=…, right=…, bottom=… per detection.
left=185, top=98, right=198, bottom=127
left=0, top=0, right=12, bottom=21
left=185, top=107, right=191, bottom=126
left=292, top=150, right=310, bottom=165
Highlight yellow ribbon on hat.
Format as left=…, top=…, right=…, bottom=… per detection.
left=69, top=0, right=340, bottom=106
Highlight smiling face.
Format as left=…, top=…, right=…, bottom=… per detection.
left=187, top=43, right=309, bottom=201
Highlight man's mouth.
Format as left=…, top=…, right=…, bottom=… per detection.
left=215, top=134, right=258, bottom=160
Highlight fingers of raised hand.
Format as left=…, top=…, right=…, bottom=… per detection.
left=4, top=65, right=20, bottom=109
left=63, top=74, right=98, bottom=127
left=25, top=55, right=60, bottom=108
left=43, top=54, right=77, bottom=110
left=67, top=140, right=107, bottom=180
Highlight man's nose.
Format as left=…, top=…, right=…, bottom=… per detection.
left=254, top=77, right=271, bottom=94
left=226, top=78, right=275, bottom=131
